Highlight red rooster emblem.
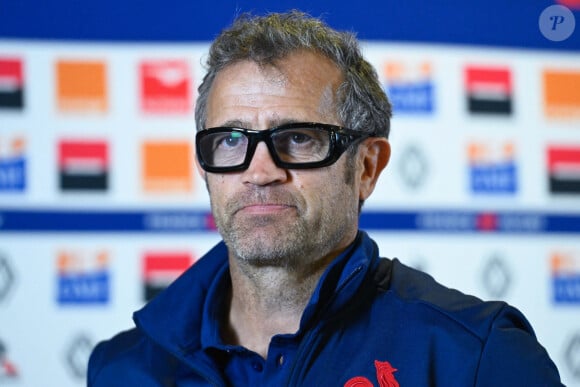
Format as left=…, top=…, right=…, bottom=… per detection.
left=344, top=360, right=399, bottom=387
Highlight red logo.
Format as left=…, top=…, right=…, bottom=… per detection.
left=465, top=65, right=512, bottom=115
left=547, top=145, right=580, bottom=194
left=58, top=139, right=109, bottom=191
left=140, top=60, right=191, bottom=113
left=0, top=57, right=24, bottom=109
left=142, top=252, right=195, bottom=301
left=344, top=360, right=399, bottom=387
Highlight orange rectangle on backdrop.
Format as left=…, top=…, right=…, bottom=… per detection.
left=142, top=141, right=192, bottom=192
left=544, top=70, right=580, bottom=118
left=56, top=60, right=107, bottom=113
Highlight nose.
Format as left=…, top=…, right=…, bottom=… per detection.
left=242, top=142, right=288, bottom=186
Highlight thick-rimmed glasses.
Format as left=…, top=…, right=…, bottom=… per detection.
left=195, top=122, right=375, bottom=173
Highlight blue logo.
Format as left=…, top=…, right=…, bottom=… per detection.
left=383, top=61, right=434, bottom=114
left=469, top=142, right=518, bottom=194
left=57, top=251, right=110, bottom=305
left=387, top=82, right=434, bottom=114
left=554, top=276, right=580, bottom=303
left=0, top=137, right=26, bottom=192
left=552, top=253, right=580, bottom=304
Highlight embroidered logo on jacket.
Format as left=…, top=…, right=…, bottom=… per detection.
left=344, top=360, right=399, bottom=387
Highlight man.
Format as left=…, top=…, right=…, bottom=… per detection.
left=88, top=11, right=563, bottom=386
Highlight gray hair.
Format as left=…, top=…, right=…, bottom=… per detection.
left=194, top=10, right=392, bottom=139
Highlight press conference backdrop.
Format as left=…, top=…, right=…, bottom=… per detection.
left=1, top=0, right=580, bottom=385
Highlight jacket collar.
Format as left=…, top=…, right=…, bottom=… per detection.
left=133, top=231, right=380, bottom=357
left=299, top=231, right=380, bottom=329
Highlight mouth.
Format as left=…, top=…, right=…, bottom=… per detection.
left=238, top=203, right=295, bottom=215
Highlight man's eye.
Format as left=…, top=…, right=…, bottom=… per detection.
left=224, top=136, right=240, bottom=146
left=218, top=132, right=244, bottom=148
left=290, top=132, right=311, bottom=144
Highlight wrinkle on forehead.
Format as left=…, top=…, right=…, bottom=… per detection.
left=206, top=51, right=343, bottom=128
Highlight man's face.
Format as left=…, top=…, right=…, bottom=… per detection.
left=202, top=51, right=363, bottom=271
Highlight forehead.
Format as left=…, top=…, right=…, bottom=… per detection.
left=205, top=51, right=344, bottom=128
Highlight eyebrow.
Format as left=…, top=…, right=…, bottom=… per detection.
left=214, top=119, right=248, bottom=128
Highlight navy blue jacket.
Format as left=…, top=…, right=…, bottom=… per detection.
left=88, top=232, right=562, bottom=386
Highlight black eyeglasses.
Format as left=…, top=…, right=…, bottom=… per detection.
left=195, top=122, right=375, bottom=173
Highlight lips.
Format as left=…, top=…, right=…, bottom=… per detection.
left=229, top=189, right=300, bottom=216
left=238, top=203, right=294, bottom=215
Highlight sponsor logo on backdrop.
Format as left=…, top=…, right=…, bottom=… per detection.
left=547, top=145, right=580, bottom=194
left=140, top=60, right=191, bottom=113
left=0, top=136, right=26, bottom=192
left=465, top=66, right=512, bottom=115
left=382, top=61, right=434, bottom=114
left=416, top=211, right=547, bottom=233
left=551, top=251, right=580, bottom=304
left=543, top=69, right=580, bottom=119
left=58, top=140, right=108, bottom=191
left=398, top=144, right=428, bottom=190
left=468, top=141, right=518, bottom=194
left=57, top=250, right=110, bottom=305
left=564, top=333, right=580, bottom=380
left=56, top=60, right=107, bottom=113
left=142, top=141, right=193, bottom=193
left=0, top=58, right=24, bottom=109
left=0, top=255, right=15, bottom=303
left=64, top=334, right=93, bottom=380
left=143, top=252, right=195, bottom=301
left=0, top=339, right=18, bottom=380
left=481, top=254, right=511, bottom=299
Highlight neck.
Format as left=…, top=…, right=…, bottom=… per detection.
left=222, top=257, right=329, bottom=358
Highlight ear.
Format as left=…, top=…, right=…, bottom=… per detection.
left=358, top=137, right=390, bottom=202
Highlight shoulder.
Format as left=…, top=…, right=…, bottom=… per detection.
left=87, top=243, right=230, bottom=386
left=373, top=258, right=562, bottom=384
left=88, top=328, right=183, bottom=387
left=88, top=328, right=146, bottom=385
left=376, top=258, right=528, bottom=340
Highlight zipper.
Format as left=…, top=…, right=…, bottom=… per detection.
left=284, top=264, right=366, bottom=386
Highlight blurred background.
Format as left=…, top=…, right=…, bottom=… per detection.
left=1, top=0, right=579, bottom=385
